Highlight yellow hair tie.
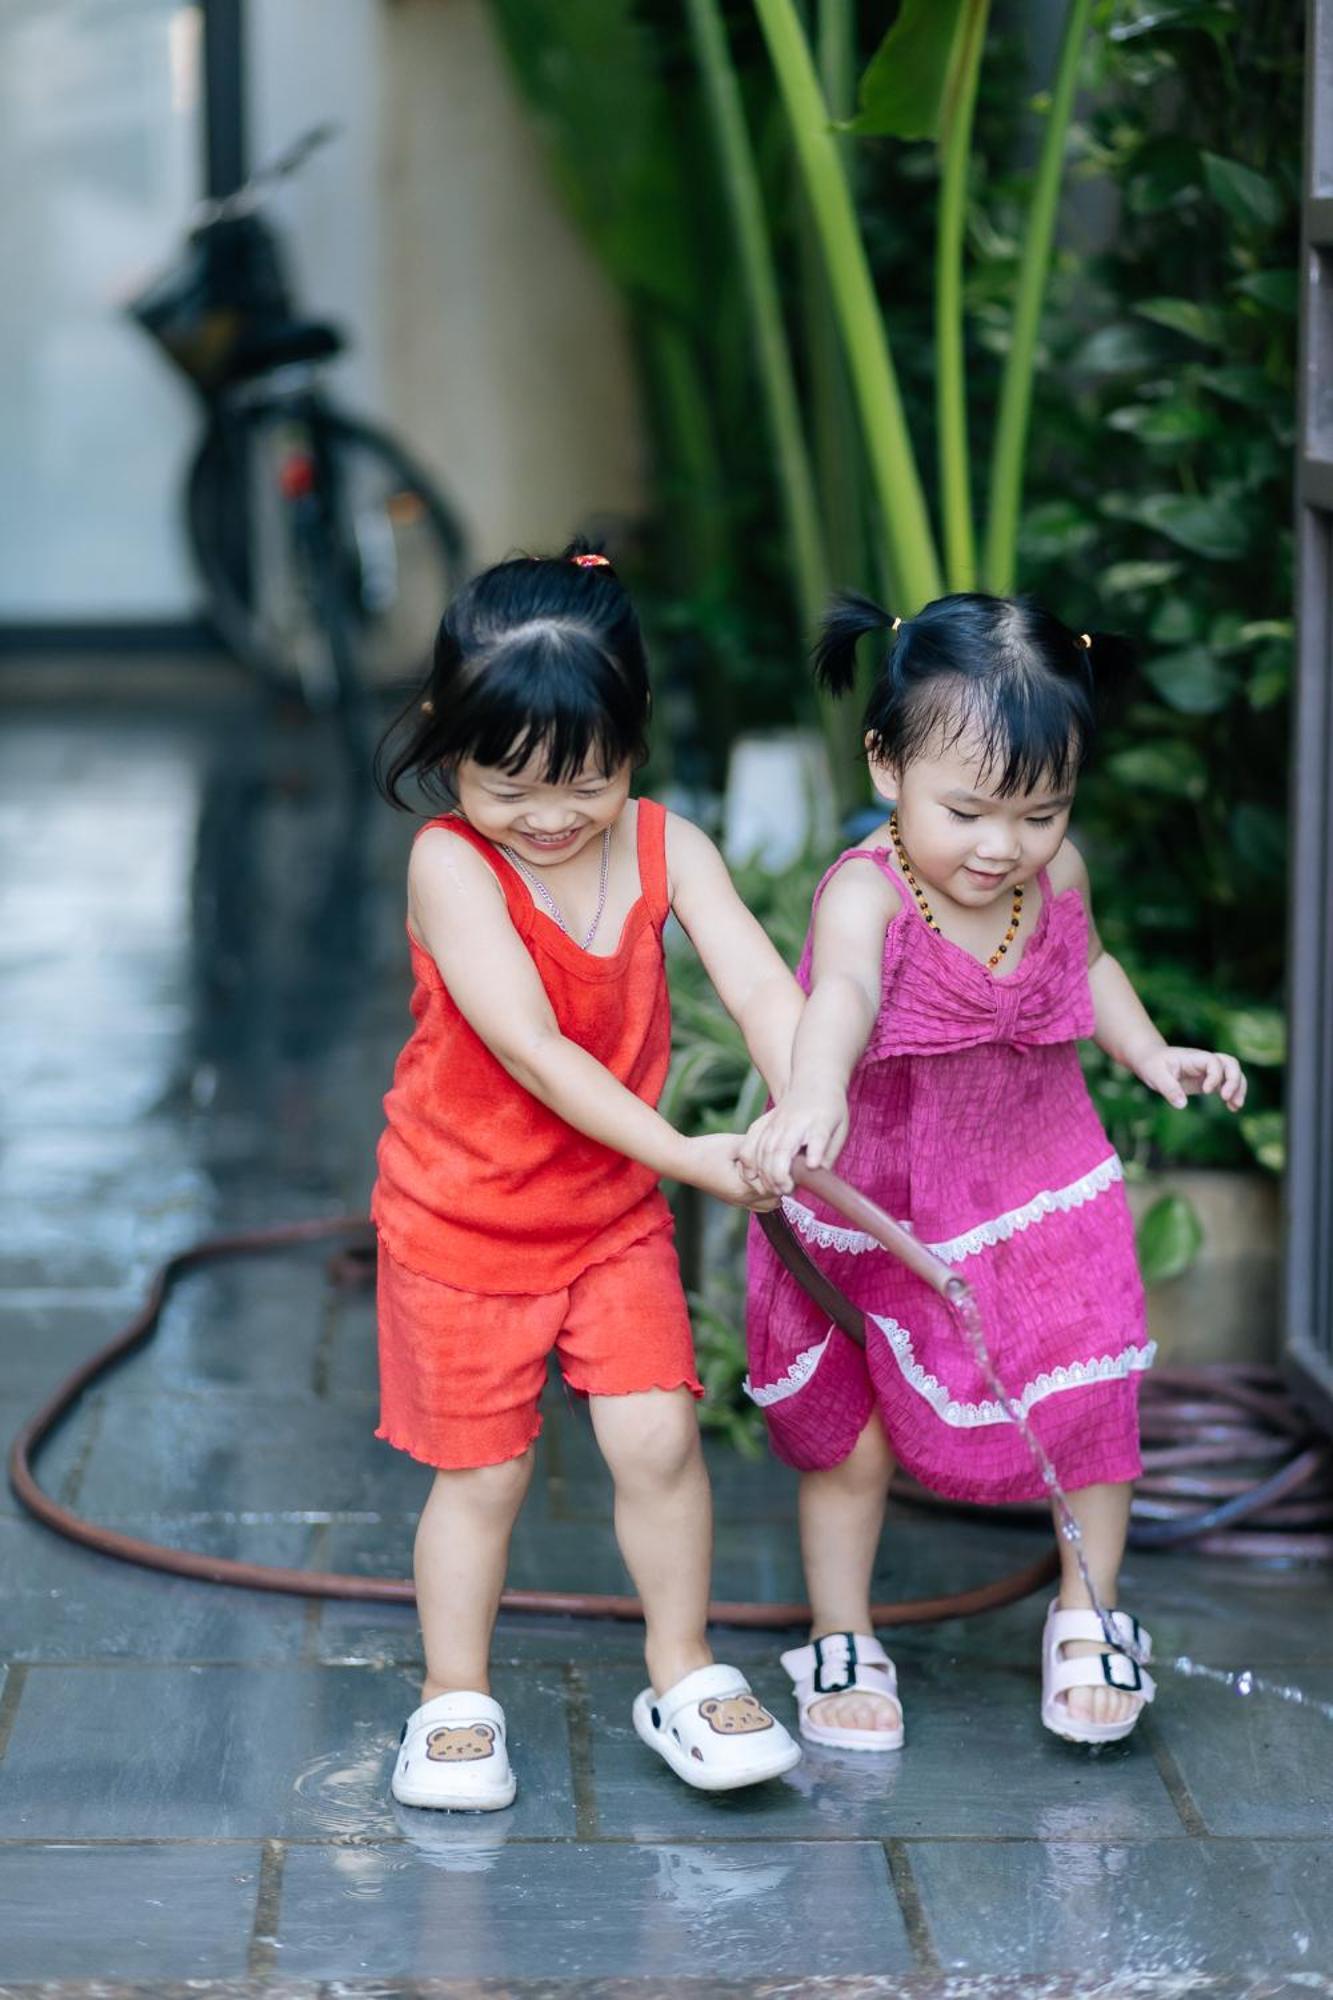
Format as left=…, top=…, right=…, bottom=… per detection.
left=1077, top=632, right=1092, bottom=650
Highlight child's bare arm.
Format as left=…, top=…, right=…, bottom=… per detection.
left=409, top=830, right=766, bottom=1206
left=1052, top=840, right=1246, bottom=1113
left=665, top=813, right=805, bottom=1097
left=742, top=858, right=898, bottom=1194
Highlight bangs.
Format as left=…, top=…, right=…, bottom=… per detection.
left=878, top=671, right=1090, bottom=797
left=451, top=624, right=646, bottom=782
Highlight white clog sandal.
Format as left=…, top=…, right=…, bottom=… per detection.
left=391, top=1690, right=517, bottom=1811
left=1041, top=1602, right=1156, bottom=1746
left=632, top=1663, right=802, bottom=1792
left=780, top=1631, right=904, bottom=1752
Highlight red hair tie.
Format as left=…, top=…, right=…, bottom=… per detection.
left=572, top=553, right=612, bottom=569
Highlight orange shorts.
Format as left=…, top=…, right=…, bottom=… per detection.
left=375, top=1225, right=701, bottom=1470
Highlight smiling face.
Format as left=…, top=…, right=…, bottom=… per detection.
left=871, top=727, right=1075, bottom=913
left=452, top=747, right=633, bottom=868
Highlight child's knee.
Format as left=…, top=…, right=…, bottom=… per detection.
left=431, top=1448, right=535, bottom=1516
left=593, top=1388, right=702, bottom=1488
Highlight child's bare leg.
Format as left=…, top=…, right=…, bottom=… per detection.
left=1052, top=1479, right=1141, bottom=1727
left=799, top=1412, right=900, bottom=1734
left=415, top=1449, right=535, bottom=1702
left=590, top=1387, right=715, bottom=1695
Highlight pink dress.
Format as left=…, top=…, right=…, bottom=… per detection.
left=745, top=846, right=1152, bottom=1503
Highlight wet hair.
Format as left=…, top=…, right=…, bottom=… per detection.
left=814, top=590, right=1128, bottom=796
left=376, top=539, right=650, bottom=809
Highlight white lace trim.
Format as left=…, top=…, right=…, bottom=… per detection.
left=780, top=1154, right=1124, bottom=1268
left=743, top=1331, right=833, bottom=1408
left=871, top=1312, right=1156, bottom=1429
left=779, top=1198, right=883, bottom=1257
left=925, top=1154, right=1124, bottom=1265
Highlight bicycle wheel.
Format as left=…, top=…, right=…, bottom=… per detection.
left=187, top=396, right=469, bottom=705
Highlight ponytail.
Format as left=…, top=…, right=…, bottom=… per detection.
left=813, top=591, right=901, bottom=697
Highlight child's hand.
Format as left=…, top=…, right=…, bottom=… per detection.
left=1135, top=1046, right=1247, bottom=1113
left=679, top=1132, right=780, bottom=1211
left=738, top=1087, right=850, bottom=1197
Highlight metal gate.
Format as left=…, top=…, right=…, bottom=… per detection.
left=1285, top=0, right=1333, bottom=1428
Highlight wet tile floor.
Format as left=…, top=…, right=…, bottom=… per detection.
left=1, top=659, right=1331, bottom=1998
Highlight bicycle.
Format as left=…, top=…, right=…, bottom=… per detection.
left=127, top=125, right=468, bottom=713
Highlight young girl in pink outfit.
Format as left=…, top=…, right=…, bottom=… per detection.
left=741, top=590, right=1246, bottom=1752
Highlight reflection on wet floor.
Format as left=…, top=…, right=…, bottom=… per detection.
left=1, top=661, right=1332, bottom=1990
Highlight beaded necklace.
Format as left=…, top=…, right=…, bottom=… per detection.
left=500, top=827, right=612, bottom=951
left=888, top=813, right=1024, bottom=970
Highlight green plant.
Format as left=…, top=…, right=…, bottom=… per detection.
left=1008, top=0, right=1300, bottom=1179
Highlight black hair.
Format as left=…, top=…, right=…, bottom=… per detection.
left=814, top=589, right=1128, bottom=796
left=376, top=538, right=651, bottom=809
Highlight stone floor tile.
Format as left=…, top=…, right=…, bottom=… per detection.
left=0, top=1513, right=315, bottom=1662
left=116, top=1250, right=339, bottom=1398
left=0, top=1841, right=262, bottom=1981
left=1150, top=1663, right=1333, bottom=1834
left=274, top=1839, right=911, bottom=1980
left=909, top=1836, right=1333, bottom=1976
left=585, top=1658, right=1182, bottom=1842
left=0, top=1394, right=100, bottom=1518
left=0, top=1296, right=141, bottom=1398
left=0, top=1663, right=573, bottom=1840
left=70, top=1392, right=432, bottom=1520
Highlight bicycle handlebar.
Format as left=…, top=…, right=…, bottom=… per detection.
left=192, top=122, right=341, bottom=227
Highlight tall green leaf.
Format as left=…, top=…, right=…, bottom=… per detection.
left=846, top=0, right=968, bottom=141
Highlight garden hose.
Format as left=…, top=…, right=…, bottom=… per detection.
left=8, top=1169, right=1332, bottom=1629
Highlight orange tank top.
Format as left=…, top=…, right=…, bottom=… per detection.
left=371, top=798, right=675, bottom=1293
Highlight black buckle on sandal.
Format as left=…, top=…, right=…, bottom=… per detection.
left=1100, top=1651, right=1143, bottom=1693
left=812, top=1633, right=857, bottom=1695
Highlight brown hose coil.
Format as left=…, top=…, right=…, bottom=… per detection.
left=7, top=1167, right=1330, bottom=1628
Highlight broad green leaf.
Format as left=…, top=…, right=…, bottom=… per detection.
left=1197, top=364, right=1286, bottom=411
left=1107, top=741, right=1208, bottom=799
left=1148, top=596, right=1203, bottom=644
left=1218, top=1007, right=1285, bottom=1066
left=1135, top=297, right=1229, bottom=347
left=1201, top=152, right=1285, bottom=231
left=1142, top=645, right=1236, bottom=713
left=1236, top=619, right=1293, bottom=644
left=1232, top=268, right=1298, bottom=313
left=1229, top=802, right=1287, bottom=880
left=1109, top=6, right=1237, bottom=45
left=1247, top=650, right=1290, bottom=710
left=1240, top=1111, right=1285, bottom=1173
left=1106, top=399, right=1217, bottom=444
left=846, top=0, right=970, bottom=141
left=1101, top=560, right=1182, bottom=598
left=1136, top=1193, right=1204, bottom=1286
left=1117, top=491, right=1250, bottom=560
left=1017, top=500, right=1099, bottom=560
left=1073, top=322, right=1164, bottom=374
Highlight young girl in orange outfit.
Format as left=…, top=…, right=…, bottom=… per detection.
left=372, top=542, right=802, bottom=1812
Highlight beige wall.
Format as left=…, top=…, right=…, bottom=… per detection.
left=380, top=0, right=647, bottom=562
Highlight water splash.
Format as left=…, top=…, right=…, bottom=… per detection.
left=945, top=1278, right=1333, bottom=1723
left=1169, top=1655, right=1333, bottom=1721
left=946, top=1280, right=1138, bottom=1660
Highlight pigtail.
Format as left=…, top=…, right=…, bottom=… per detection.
left=814, top=591, right=900, bottom=697
left=1077, top=626, right=1137, bottom=733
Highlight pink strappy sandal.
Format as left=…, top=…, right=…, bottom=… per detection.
left=1041, top=1602, right=1156, bottom=1745
left=780, top=1632, right=904, bottom=1752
